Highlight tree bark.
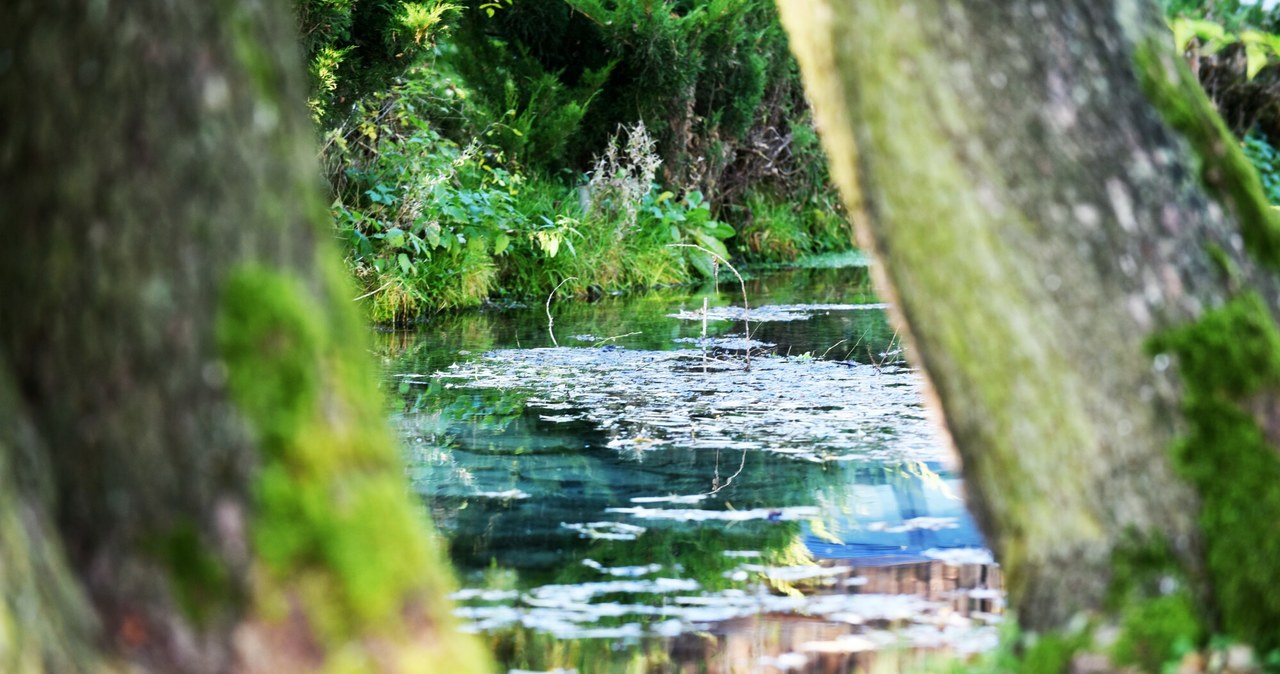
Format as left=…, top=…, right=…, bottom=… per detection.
left=779, top=0, right=1280, bottom=657
left=0, top=2, right=487, bottom=672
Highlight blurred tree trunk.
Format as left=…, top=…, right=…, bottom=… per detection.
left=0, top=2, right=487, bottom=672
left=780, top=0, right=1280, bottom=660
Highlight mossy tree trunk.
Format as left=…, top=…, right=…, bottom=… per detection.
left=779, top=0, right=1280, bottom=660
left=0, top=2, right=486, bottom=672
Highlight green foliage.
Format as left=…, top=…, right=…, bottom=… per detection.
left=1170, top=15, right=1280, bottom=80
left=445, top=0, right=832, bottom=206
left=1134, top=39, right=1280, bottom=268
left=1160, top=0, right=1280, bottom=34
left=732, top=190, right=851, bottom=263
left=306, top=0, right=851, bottom=321
left=1020, top=631, right=1093, bottom=674
left=331, top=86, right=736, bottom=321
left=296, top=0, right=460, bottom=124
left=1243, top=131, right=1280, bottom=204
left=1112, top=594, right=1201, bottom=673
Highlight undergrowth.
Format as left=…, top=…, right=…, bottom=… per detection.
left=302, top=0, right=853, bottom=323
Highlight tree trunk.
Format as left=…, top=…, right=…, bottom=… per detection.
left=779, top=0, right=1280, bottom=660
left=0, top=2, right=487, bottom=672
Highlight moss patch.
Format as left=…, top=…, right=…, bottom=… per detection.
left=1133, top=39, right=1280, bottom=268
left=217, top=267, right=322, bottom=452
left=217, top=264, right=487, bottom=671
left=1148, top=292, right=1280, bottom=652
left=147, top=522, right=235, bottom=627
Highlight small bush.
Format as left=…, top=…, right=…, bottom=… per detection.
left=1243, top=132, right=1280, bottom=204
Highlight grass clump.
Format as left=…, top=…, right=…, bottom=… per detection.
left=337, top=110, right=739, bottom=322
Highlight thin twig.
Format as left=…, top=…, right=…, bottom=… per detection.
left=702, top=449, right=748, bottom=498
left=592, top=331, right=642, bottom=347
left=844, top=330, right=868, bottom=361
left=820, top=339, right=848, bottom=360
left=545, top=276, right=577, bottom=347
left=352, top=281, right=392, bottom=302
left=668, top=243, right=751, bottom=370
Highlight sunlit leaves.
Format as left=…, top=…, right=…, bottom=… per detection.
left=1170, top=16, right=1280, bottom=80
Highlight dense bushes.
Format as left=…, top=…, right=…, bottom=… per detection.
left=446, top=0, right=830, bottom=208
left=1164, top=1, right=1280, bottom=205
left=297, top=0, right=849, bottom=322
left=330, top=82, right=735, bottom=321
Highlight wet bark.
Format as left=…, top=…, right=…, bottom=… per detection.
left=0, top=2, right=485, bottom=672
left=779, top=0, right=1280, bottom=644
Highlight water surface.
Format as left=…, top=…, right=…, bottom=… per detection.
left=382, top=264, right=1003, bottom=673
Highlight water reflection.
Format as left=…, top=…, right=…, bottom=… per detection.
left=386, top=263, right=1003, bottom=673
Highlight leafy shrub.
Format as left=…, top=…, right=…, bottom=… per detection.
left=445, top=0, right=833, bottom=210
left=296, top=0, right=460, bottom=124
left=331, top=77, right=522, bottom=318
left=302, top=0, right=852, bottom=322
left=1161, top=0, right=1280, bottom=33
left=1243, top=131, right=1280, bottom=205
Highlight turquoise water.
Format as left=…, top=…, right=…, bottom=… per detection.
left=381, top=264, right=1003, bottom=673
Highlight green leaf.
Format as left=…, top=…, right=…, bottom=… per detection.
left=689, top=230, right=730, bottom=261
left=423, top=221, right=442, bottom=247
left=1246, top=41, right=1267, bottom=80
left=494, top=232, right=511, bottom=255
left=535, top=230, right=561, bottom=258
left=384, top=227, right=406, bottom=249
left=397, top=253, right=412, bottom=275
left=706, top=221, right=736, bottom=240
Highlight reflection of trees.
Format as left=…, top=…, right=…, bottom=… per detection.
left=482, top=557, right=1004, bottom=674
left=378, top=263, right=895, bottom=378
left=553, top=523, right=804, bottom=591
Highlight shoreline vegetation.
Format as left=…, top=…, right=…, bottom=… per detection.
left=302, top=0, right=1280, bottom=327
left=303, top=0, right=852, bottom=323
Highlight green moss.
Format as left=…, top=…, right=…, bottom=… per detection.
left=217, top=267, right=322, bottom=452
left=220, top=4, right=286, bottom=105
left=1148, top=292, right=1280, bottom=652
left=217, top=263, right=488, bottom=670
left=1133, top=40, right=1280, bottom=268
left=147, top=522, right=235, bottom=627
left=1205, top=242, right=1241, bottom=288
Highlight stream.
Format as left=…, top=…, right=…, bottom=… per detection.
left=379, top=257, right=1004, bottom=673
